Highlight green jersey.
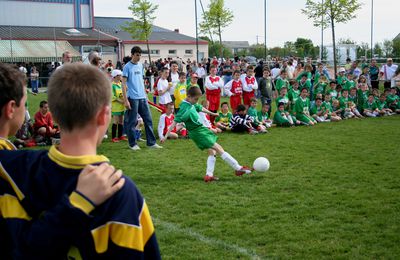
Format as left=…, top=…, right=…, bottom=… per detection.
left=174, top=100, right=203, bottom=130
left=257, top=110, right=269, bottom=122
left=294, top=97, right=311, bottom=115
left=273, top=110, right=290, bottom=125
left=247, top=106, right=260, bottom=125
left=337, top=75, right=347, bottom=86
left=375, top=100, right=387, bottom=110
left=275, top=78, right=290, bottom=93
left=363, top=100, right=377, bottom=111
left=276, top=95, right=290, bottom=111
left=386, top=94, right=399, bottom=105
left=298, top=79, right=311, bottom=91
left=322, top=101, right=333, bottom=113
left=326, top=89, right=338, bottom=100
left=339, top=96, right=352, bottom=109
left=310, top=104, right=324, bottom=116
left=343, top=80, right=356, bottom=91
left=348, top=94, right=357, bottom=105
left=215, top=111, right=232, bottom=125
left=357, top=89, right=369, bottom=109
left=296, top=71, right=312, bottom=81
left=288, top=88, right=300, bottom=111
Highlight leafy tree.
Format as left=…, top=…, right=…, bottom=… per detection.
left=294, top=38, right=315, bottom=58
left=302, top=0, right=362, bottom=76
left=382, top=39, right=393, bottom=58
left=122, top=0, right=158, bottom=62
left=199, top=0, right=233, bottom=58
left=357, top=42, right=370, bottom=59
left=392, top=39, right=400, bottom=58
left=208, top=42, right=232, bottom=58
left=249, top=44, right=268, bottom=59
left=373, top=43, right=383, bottom=58
left=283, top=41, right=296, bottom=56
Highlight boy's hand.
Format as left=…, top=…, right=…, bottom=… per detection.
left=160, top=137, right=166, bottom=143
left=76, top=163, right=125, bottom=206
left=124, top=100, right=131, bottom=110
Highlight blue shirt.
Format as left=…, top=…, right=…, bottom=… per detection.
left=123, top=61, right=146, bottom=99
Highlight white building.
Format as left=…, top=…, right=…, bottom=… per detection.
left=326, top=44, right=357, bottom=65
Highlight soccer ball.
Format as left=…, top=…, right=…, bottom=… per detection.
left=253, top=157, right=270, bottom=172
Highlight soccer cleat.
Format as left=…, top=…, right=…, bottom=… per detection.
left=111, top=138, right=120, bottom=143
left=235, top=166, right=252, bottom=176
left=204, top=175, right=219, bottom=182
left=119, top=136, right=128, bottom=141
left=148, top=143, right=163, bottom=149
left=129, top=144, right=141, bottom=151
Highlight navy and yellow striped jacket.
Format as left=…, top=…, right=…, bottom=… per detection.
left=0, top=145, right=160, bottom=259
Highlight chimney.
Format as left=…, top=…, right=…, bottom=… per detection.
left=174, top=29, right=179, bottom=33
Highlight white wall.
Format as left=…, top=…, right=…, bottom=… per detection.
left=80, top=4, right=91, bottom=28
left=0, top=1, right=74, bottom=27
left=123, top=43, right=209, bottom=63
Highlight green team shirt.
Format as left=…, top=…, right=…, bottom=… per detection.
left=298, top=80, right=311, bottom=91
left=273, top=110, right=290, bottom=125
left=294, top=97, right=311, bottom=115
left=348, top=94, right=357, bottom=105
left=337, top=75, right=347, bottom=86
left=257, top=110, right=269, bottom=122
left=322, top=101, right=333, bottom=113
left=363, top=100, right=377, bottom=111
left=386, top=94, right=399, bottom=105
left=343, top=80, right=356, bottom=91
left=111, top=82, right=125, bottom=113
left=288, top=88, right=300, bottom=110
left=215, top=111, right=232, bottom=125
left=275, top=78, right=290, bottom=93
left=174, top=100, right=203, bottom=131
left=276, top=95, right=290, bottom=111
left=339, top=96, right=352, bottom=109
left=375, top=100, right=387, bottom=110
left=326, top=89, right=338, bottom=100
left=310, top=104, right=324, bottom=116
left=296, top=71, right=312, bottom=81
left=357, top=89, right=369, bottom=108
left=314, top=82, right=327, bottom=96
left=247, top=106, right=260, bottom=125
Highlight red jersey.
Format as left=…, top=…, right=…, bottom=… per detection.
left=231, top=80, right=243, bottom=95
left=33, top=111, right=54, bottom=130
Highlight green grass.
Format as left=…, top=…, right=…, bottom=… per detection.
left=27, top=92, right=400, bottom=259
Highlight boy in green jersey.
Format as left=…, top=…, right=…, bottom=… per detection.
left=339, top=89, right=356, bottom=119
left=275, top=70, right=290, bottom=95
left=310, top=97, right=329, bottom=122
left=273, top=102, right=298, bottom=127
left=376, top=94, right=394, bottom=116
left=161, top=87, right=252, bottom=182
left=247, top=98, right=267, bottom=133
left=386, top=87, right=399, bottom=111
left=326, top=81, right=338, bottom=101
left=294, top=87, right=317, bottom=126
left=215, top=102, right=232, bottom=131
left=322, top=94, right=342, bottom=122
left=363, top=94, right=380, bottom=117
left=288, top=80, right=300, bottom=112
left=276, top=87, right=290, bottom=112
left=343, top=73, right=356, bottom=91
left=257, top=103, right=273, bottom=128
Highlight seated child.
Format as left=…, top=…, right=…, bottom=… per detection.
left=385, top=87, right=399, bottom=111
left=199, top=100, right=222, bottom=134
left=33, top=100, right=59, bottom=144
left=276, top=86, right=290, bottom=112
left=230, top=104, right=258, bottom=134
left=363, top=94, right=380, bottom=117
left=247, top=98, right=267, bottom=133
left=215, top=102, right=233, bottom=131
left=110, top=69, right=126, bottom=143
left=273, top=102, right=299, bottom=127
left=0, top=63, right=161, bottom=258
left=322, top=94, right=342, bottom=122
left=288, top=80, right=300, bottom=112
left=158, top=103, right=187, bottom=140
left=293, top=87, right=317, bottom=126
left=257, top=103, right=273, bottom=128
left=331, top=99, right=343, bottom=119
left=310, top=97, right=330, bottom=122
left=375, top=94, right=394, bottom=116
left=339, top=89, right=356, bottom=119
left=326, top=81, right=338, bottom=101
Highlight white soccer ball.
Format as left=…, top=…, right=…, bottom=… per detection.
left=253, top=157, right=270, bottom=172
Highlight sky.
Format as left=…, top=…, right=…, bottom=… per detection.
left=94, top=0, right=399, bottom=48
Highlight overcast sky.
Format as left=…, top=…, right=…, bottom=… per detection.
left=94, top=0, right=398, bottom=47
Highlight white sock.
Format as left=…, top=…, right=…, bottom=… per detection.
left=206, top=155, right=216, bottom=176
left=221, top=152, right=241, bottom=171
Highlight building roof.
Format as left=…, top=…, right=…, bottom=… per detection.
left=0, top=26, right=118, bottom=42
left=222, top=41, right=250, bottom=49
left=394, top=33, right=400, bottom=41
left=0, top=40, right=81, bottom=63
left=94, top=17, right=208, bottom=44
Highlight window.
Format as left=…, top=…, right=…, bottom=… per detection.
left=185, top=49, right=193, bottom=54
left=168, top=50, right=177, bottom=55
left=150, top=49, right=160, bottom=55
left=82, top=46, right=101, bottom=53
left=102, top=46, right=115, bottom=53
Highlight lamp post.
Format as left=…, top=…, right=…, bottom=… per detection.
left=195, top=0, right=199, bottom=62
left=264, top=0, right=267, bottom=61
left=370, top=0, right=374, bottom=60
left=321, top=0, right=324, bottom=61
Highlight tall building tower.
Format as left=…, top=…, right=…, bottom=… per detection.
left=0, top=0, right=94, bottom=28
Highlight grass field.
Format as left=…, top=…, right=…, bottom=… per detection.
left=27, top=92, right=400, bottom=259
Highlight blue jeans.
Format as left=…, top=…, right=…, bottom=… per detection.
left=124, top=98, right=156, bottom=147
left=31, top=80, right=38, bottom=93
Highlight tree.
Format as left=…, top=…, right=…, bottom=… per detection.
left=373, top=43, right=383, bottom=58
left=294, top=38, right=315, bottom=58
left=199, top=0, right=233, bottom=58
left=357, top=42, right=370, bottom=59
left=302, top=0, right=362, bottom=76
left=122, top=0, right=158, bottom=62
left=249, top=44, right=267, bottom=59
left=392, top=39, right=400, bottom=58
left=382, top=39, right=393, bottom=58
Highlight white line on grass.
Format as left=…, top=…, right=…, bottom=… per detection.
left=154, top=218, right=261, bottom=259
